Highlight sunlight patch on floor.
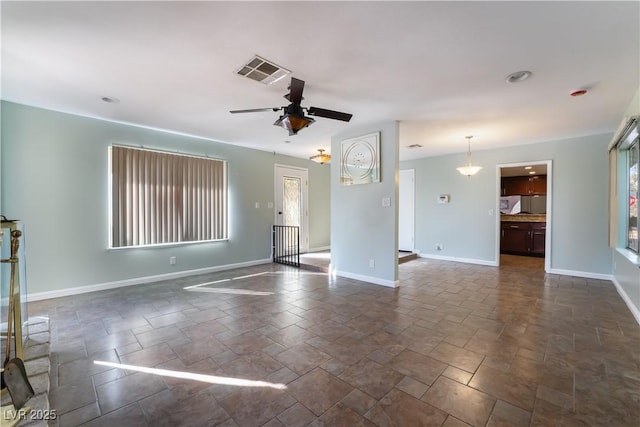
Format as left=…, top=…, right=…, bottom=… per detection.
left=187, top=287, right=275, bottom=295
left=93, top=360, right=287, bottom=389
left=183, top=271, right=329, bottom=293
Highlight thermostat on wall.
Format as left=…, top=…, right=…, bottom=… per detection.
left=438, top=194, right=450, bottom=204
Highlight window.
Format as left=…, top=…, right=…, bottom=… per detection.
left=628, top=138, right=639, bottom=252
left=109, top=146, right=227, bottom=248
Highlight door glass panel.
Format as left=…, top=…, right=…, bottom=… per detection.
left=283, top=177, right=301, bottom=227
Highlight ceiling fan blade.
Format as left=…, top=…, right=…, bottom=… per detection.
left=288, top=78, right=305, bottom=105
left=307, top=107, right=353, bottom=122
left=230, top=107, right=280, bottom=114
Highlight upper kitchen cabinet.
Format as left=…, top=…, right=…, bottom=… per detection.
left=501, top=175, right=547, bottom=196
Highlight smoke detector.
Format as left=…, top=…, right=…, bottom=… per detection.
left=236, top=55, right=291, bottom=85
left=570, top=89, right=588, bottom=97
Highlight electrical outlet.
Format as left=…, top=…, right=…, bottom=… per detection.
left=169, top=256, right=176, bottom=265
left=369, top=259, right=375, bottom=268
left=435, top=244, right=443, bottom=251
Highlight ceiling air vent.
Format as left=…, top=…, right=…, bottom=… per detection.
left=236, top=55, right=291, bottom=85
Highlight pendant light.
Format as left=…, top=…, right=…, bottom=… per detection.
left=456, top=135, right=482, bottom=176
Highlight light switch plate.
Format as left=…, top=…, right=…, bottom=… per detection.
left=382, top=197, right=391, bottom=207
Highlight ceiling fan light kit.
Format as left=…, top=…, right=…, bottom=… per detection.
left=230, top=77, right=352, bottom=136
left=273, top=103, right=316, bottom=136
left=274, top=113, right=315, bottom=136
left=456, top=135, right=483, bottom=177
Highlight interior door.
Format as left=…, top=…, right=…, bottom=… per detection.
left=399, top=169, right=415, bottom=252
left=275, top=165, right=309, bottom=253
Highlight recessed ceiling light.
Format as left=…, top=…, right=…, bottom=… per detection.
left=529, top=171, right=536, bottom=175
left=506, top=71, right=532, bottom=83
left=101, top=96, right=120, bottom=103
left=524, top=166, right=532, bottom=170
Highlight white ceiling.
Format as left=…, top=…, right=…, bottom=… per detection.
left=2, top=1, right=638, bottom=162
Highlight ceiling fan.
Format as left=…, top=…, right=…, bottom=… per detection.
left=230, top=77, right=353, bottom=136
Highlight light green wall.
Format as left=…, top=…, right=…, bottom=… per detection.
left=401, top=133, right=613, bottom=275
left=1, top=101, right=330, bottom=295
left=331, top=121, right=399, bottom=285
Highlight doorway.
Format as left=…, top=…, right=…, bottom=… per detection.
left=275, top=164, right=309, bottom=253
left=496, top=161, right=552, bottom=272
left=399, top=169, right=415, bottom=252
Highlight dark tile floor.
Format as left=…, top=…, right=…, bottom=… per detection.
left=29, top=255, right=640, bottom=426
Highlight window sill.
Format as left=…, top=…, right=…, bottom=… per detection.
left=616, top=247, right=640, bottom=267
left=108, top=239, right=229, bottom=250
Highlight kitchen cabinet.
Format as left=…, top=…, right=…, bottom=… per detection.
left=502, top=177, right=528, bottom=196
left=501, top=175, right=547, bottom=196
left=500, top=222, right=530, bottom=253
left=530, top=223, right=546, bottom=255
left=500, top=221, right=546, bottom=257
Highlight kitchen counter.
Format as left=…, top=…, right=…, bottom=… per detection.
left=501, top=214, right=546, bottom=223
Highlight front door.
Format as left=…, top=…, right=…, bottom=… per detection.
left=275, top=165, right=309, bottom=253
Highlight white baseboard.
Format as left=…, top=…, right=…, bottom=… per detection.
left=307, top=246, right=330, bottom=253
left=420, top=254, right=499, bottom=267
left=333, top=269, right=398, bottom=288
left=26, top=258, right=273, bottom=302
left=611, top=276, right=640, bottom=326
left=421, top=255, right=616, bottom=281
left=546, top=268, right=613, bottom=281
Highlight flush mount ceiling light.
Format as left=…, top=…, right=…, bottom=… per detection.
left=101, top=96, right=120, bottom=103
left=506, top=70, right=532, bottom=83
left=456, top=135, right=482, bottom=177
left=310, top=149, right=331, bottom=164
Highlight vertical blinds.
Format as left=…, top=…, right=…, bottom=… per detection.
left=111, top=146, right=227, bottom=247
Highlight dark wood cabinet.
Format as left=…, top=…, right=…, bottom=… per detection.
left=528, top=175, right=547, bottom=195
left=501, top=223, right=530, bottom=253
left=530, top=223, right=546, bottom=256
left=501, top=175, right=547, bottom=196
left=502, top=177, right=528, bottom=196
left=501, top=221, right=546, bottom=257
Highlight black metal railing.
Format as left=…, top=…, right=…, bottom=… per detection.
left=273, top=225, right=300, bottom=267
